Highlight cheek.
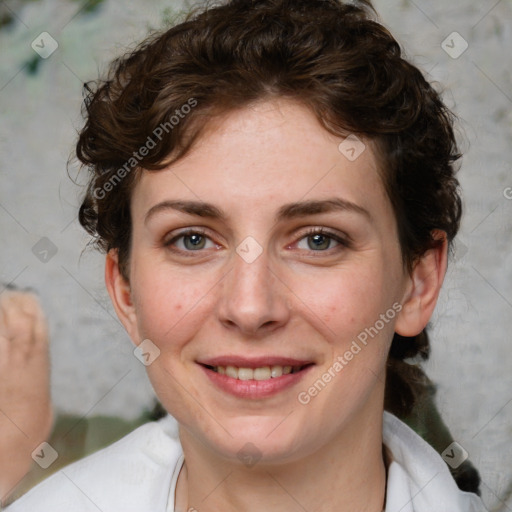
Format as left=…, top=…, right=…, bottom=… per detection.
left=290, top=264, right=391, bottom=340
left=130, top=264, right=210, bottom=347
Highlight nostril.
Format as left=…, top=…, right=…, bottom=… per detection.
left=221, top=319, right=238, bottom=330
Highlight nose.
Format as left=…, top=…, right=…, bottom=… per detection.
left=216, top=249, right=291, bottom=337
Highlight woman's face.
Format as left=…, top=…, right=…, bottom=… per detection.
left=114, top=99, right=414, bottom=463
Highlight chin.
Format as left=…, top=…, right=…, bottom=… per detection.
left=203, top=416, right=317, bottom=465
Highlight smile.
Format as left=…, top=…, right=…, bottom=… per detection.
left=206, top=364, right=307, bottom=381
left=198, top=358, right=314, bottom=399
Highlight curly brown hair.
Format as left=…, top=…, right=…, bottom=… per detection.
left=75, top=0, right=462, bottom=417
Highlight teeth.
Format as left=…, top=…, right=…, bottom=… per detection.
left=225, top=366, right=238, bottom=379
left=254, top=367, right=271, bottom=380
left=212, top=364, right=302, bottom=380
left=270, top=365, right=283, bottom=378
left=238, top=368, right=254, bottom=381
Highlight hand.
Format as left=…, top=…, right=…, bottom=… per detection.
left=0, top=289, right=53, bottom=502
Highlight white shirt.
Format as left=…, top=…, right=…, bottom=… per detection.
left=5, top=411, right=488, bottom=511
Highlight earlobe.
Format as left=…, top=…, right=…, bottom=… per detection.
left=394, top=230, right=448, bottom=337
left=105, top=250, right=139, bottom=343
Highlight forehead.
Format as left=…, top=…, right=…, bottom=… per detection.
left=131, top=99, right=392, bottom=226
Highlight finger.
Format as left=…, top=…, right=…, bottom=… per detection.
left=0, top=333, right=10, bottom=370
left=16, top=292, right=48, bottom=351
left=0, top=297, right=9, bottom=340
left=2, top=292, right=42, bottom=357
left=31, top=305, right=49, bottom=352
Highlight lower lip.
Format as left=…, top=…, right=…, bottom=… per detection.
left=200, top=365, right=313, bottom=399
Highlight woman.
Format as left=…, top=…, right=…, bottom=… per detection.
left=6, top=0, right=488, bottom=510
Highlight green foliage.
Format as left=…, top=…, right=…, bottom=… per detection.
left=25, top=54, right=41, bottom=75
left=0, top=0, right=105, bottom=34
left=0, top=12, right=15, bottom=29
left=71, top=0, right=105, bottom=15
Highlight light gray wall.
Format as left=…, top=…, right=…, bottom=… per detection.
left=1, top=0, right=511, bottom=509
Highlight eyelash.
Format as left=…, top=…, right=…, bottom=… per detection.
left=163, top=227, right=350, bottom=256
left=163, top=228, right=215, bottom=257
left=299, top=228, right=350, bottom=252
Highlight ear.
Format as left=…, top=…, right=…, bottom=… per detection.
left=105, top=249, right=139, bottom=344
left=394, top=230, right=448, bottom=337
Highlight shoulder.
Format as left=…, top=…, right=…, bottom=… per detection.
left=5, top=415, right=182, bottom=512
left=383, top=411, right=489, bottom=512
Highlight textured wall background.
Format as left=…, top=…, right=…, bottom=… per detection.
left=0, top=0, right=511, bottom=510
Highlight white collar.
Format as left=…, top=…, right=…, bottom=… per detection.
left=164, top=412, right=487, bottom=512
left=382, top=411, right=487, bottom=511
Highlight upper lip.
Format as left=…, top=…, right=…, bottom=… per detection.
left=197, top=356, right=314, bottom=368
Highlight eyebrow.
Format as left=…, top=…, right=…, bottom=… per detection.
left=144, top=198, right=371, bottom=225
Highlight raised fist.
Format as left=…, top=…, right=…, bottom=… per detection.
left=0, top=288, right=53, bottom=502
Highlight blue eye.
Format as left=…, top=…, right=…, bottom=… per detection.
left=164, top=227, right=348, bottom=256
left=165, top=230, right=216, bottom=252
left=296, top=229, right=347, bottom=252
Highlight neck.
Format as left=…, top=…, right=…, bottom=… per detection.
left=175, top=406, right=388, bottom=512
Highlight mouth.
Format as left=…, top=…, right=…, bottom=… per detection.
left=203, top=363, right=312, bottom=381
left=197, top=357, right=314, bottom=398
